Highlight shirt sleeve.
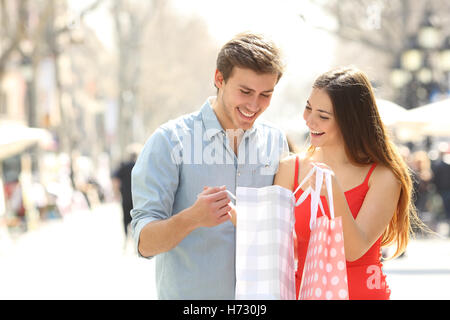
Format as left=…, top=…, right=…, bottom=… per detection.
left=280, top=132, right=289, bottom=159
left=130, top=126, right=180, bottom=259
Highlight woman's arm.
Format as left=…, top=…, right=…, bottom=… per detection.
left=328, top=165, right=401, bottom=261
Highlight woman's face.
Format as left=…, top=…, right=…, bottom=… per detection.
left=303, top=88, right=343, bottom=148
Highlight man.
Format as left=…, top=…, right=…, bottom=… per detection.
left=131, top=32, right=288, bottom=299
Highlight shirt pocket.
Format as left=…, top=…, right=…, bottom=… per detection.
left=251, top=160, right=278, bottom=186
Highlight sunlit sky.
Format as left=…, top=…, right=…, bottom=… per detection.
left=69, top=0, right=338, bottom=133
left=170, top=0, right=337, bottom=131
left=71, top=0, right=337, bottom=74
left=171, top=0, right=337, bottom=76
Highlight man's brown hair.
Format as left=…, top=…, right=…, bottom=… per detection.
left=216, top=32, right=284, bottom=85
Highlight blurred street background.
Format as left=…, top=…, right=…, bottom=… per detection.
left=1, top=0, right=450, bottom=300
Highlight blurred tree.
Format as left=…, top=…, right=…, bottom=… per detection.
left=112, top=0, right=160, bottom=160
left=306, top=0, right=450, bottom=104
left=0, top=0, right=104, bottom=140
left=0, top=0, right=106, bottom=191
left=137, top=2, right=217, bottom=139
left=110, top=0, right=218, bottom=159
left=48, top=0, right=105, bottom=154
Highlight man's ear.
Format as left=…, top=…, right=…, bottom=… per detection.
left=214, top=69, right=225, bottom=89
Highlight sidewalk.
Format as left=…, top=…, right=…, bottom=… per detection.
left=0, top=203, right=157, bottom=299
left=383, top=236, right=450, bottom=300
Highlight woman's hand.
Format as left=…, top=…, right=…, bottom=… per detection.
left=228, top=203, right=237, bottom=226
left=308, top=161, right=336, bottom=197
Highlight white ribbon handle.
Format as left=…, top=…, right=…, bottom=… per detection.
left=309, top=166, right=324, bottom=229
left=294, top=165, right=334, bottom=230
left=312, top=166, right=335, bottom=226
left=324, top=169, right=334, bottom=219
left=293, top=165, right=316, bottom=199
left=225, top=189, right=236, bottom=204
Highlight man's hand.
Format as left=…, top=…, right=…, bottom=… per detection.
left=188, top=186, right=232, bottom=228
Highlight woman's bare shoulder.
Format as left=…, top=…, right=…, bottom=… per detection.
left=370, top=163, right=400, bottom=189
left=275, top=154, right=300, bottom=190
left=279, top=153, right=297, bottom=166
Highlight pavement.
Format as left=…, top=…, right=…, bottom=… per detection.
left=382, top=235, right=450, bottom=300
left=0, top=203, right=157, bottom=299
left=0, top=202, right=449, bottom=300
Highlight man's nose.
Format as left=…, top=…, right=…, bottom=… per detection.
left=247, top=96, right=259, bottom=111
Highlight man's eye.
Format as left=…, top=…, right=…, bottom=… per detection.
left=241, top=90, right=250, bottom=95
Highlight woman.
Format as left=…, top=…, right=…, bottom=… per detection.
left=274, top=66, right=422, bottom=300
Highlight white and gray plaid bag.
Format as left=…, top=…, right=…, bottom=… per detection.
left=233, top=185, right=297, bottom=300
left=231, top=165, right=323, bottom=300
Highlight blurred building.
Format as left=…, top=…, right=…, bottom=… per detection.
left=0, top=0, right=116, bottom=235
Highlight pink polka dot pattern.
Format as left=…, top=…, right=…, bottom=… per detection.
left=299, top=216, right=349, bottom=300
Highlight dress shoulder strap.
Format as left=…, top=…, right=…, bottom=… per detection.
left=363, top=163, right=377, bottom=186
left=294, top=156, right=300, bottom=189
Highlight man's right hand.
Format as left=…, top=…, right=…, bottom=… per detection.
left=138, top=186, right=232, bottom=257
left=188, top=186, right=232, bottom=228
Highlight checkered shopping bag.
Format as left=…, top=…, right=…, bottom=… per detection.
left=233, top=185, right=296, bottom=300
left=298, top=166, right=349, bottom=300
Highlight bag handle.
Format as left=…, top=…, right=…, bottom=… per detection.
left=295, top=165, right=334, bottom=230
left=311, top=166, right=335, bottom=223
left=226, top=164, right=334, bottom=230
left=292, top=165, right=315, bottom=198
left=324, top=169, right=335, bottom=219
left=226, top=189, right=236, bottom=205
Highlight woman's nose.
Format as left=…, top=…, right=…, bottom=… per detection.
left=304, top=112, right=314, bottom=127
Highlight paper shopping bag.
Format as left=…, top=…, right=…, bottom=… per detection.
left=299, top=215, right=349, bottom=300
left=234, top=185, right=296, bottom=300
left=298, top=166, right=349, bottom=300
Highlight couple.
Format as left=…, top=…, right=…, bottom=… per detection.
left=130, top=32, right=418, bottom=300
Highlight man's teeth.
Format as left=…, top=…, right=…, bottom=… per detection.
left=239, top=108, right=255, bottom=117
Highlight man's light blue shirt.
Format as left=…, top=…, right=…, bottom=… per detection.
left=131, top=97, right=288, bottom=299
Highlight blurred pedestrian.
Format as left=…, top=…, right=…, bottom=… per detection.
left=113, top=144, right=141, bottom=246
left=431, top=144, right=450, bottom=226
left=410, top=151, right=433, bottom=215
left=130, top=32, right=288, bottom=299
left=272, top=66, right=426, bottom=299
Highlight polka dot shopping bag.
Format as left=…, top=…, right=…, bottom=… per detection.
left=296, top=165, right=349, bottom=300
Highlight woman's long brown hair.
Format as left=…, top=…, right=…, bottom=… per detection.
left=309, top=66, right=426, bottom=259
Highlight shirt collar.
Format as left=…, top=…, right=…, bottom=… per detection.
left=200, top=97, right=224, bottom=141
left=200, top=96, right=258, bottom=141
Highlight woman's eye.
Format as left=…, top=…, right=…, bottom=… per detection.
left=320, top=116, right=329, bottom=120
